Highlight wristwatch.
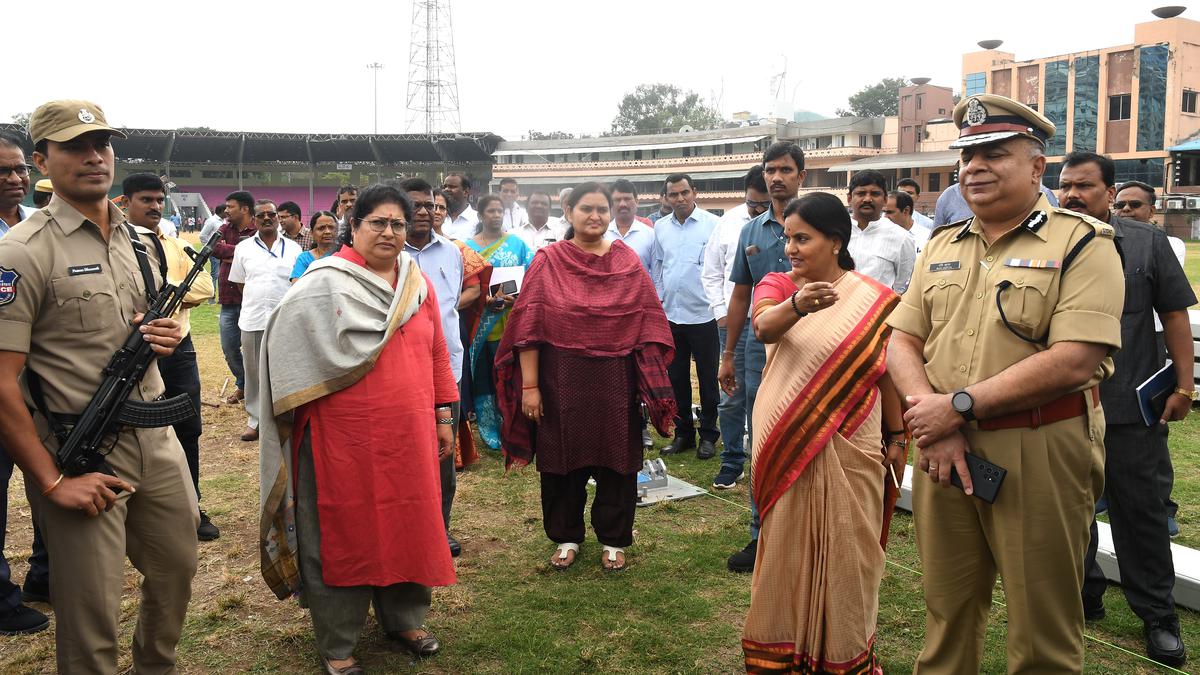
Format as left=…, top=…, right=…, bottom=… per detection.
left=1174, top=387, right=1199, bottom=401
left=951, top=389, right=976, bottom=423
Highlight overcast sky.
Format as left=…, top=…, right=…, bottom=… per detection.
left=2, top=1, right=1176, bottom=141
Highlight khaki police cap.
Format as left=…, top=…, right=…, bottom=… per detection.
left=29, top=100, right=127, bottom=145
left=949, top=93, right=1055, bottom=149
left=33, top=179, right=53, bottom=194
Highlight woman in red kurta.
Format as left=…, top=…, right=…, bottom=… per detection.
left=259, top=184, right=457, bottom=675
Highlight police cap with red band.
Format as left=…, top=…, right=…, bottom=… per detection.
left=949, top=93, right=1056, bottom=149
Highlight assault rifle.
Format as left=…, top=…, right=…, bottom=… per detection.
left=42, top=231, right=221, bottom=483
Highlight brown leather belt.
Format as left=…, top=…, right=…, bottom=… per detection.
left=977, top=386, right=1099, bottom=431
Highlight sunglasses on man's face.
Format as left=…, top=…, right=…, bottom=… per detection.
left=1113, top=200, right=1146, bottom=210
left=256, top=211, right=278, bottom=220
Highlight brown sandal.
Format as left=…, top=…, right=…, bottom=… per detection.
left=225, top=388, right=244, bottom=404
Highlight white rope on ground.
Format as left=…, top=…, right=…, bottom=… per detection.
left=700, top=488, right=1191, bottom=674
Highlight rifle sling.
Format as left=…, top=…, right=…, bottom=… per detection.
left=124, top=222, right=166, bottom=305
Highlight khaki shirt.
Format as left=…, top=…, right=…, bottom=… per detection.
left=156, top=230, right=214, bottom=338
left=887, top=194, right=1124, bottom=396
left=0, top=199, right=167, bottom=417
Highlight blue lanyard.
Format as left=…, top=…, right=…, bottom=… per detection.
left=254, top=237, right=283, bottom=258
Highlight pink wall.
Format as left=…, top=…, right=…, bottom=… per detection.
left=180, top=186, right=341, bottom=220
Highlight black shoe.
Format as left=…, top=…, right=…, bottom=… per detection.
left=1146, top=616, right=1186, bottom=667
left=661, top=436, right=695, bottom=456
left=712, top=466, right=745, bottom=490
left=727, top=539, right=757, bottom=573
left=0, top=605, right=49, bottom=635
left=448, top=533, right=461, bottom=558
left=1083, top=595, right=1105, bottom=621
left=20, top=576, right=49, bottom=604
left=197, top=510, right=220, bottom=541
left=696, top=439, right=717, bottom=460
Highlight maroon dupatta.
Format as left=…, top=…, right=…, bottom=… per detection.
left=495, top=240, right=675, bottom=468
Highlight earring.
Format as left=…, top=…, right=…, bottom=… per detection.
left=833, top=248, right=840, bottom=255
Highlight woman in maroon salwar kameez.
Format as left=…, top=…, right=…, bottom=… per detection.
left=496, top=182, right=675, bottom=572
left=259, top=184, right=457, bottom=675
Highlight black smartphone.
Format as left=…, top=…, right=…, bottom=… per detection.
left=490, top=280, right=518, bottom=296
left=948, top=452, right=1006, bottom=504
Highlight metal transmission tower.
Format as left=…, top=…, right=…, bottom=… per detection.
left=405, top=0, right=461, bottom=134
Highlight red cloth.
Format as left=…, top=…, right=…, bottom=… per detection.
left=495, top=239, right=676, bottom=468
left=292, top=248, right=459, bottom=587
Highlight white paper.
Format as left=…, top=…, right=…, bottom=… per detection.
left=490, top=266, right=525, bottom=292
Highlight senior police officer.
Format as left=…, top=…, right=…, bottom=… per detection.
left=0, top=100, right=199, bottom=673
left=887, top=94, right=1125, bottom=673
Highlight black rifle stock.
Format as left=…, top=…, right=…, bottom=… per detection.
left=54, top=232, right=221, bottom=483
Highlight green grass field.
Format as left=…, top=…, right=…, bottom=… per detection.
left=2, top=246, right=1200, bottom=672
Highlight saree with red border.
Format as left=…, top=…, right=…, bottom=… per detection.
left=742, top=271, right=898, bottom=675
left=452, top=240, right=491, bottom=468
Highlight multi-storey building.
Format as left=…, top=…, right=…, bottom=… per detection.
left=959, top=15, right=1200, bottom=193
left=490, top=118, right=885, bottom=216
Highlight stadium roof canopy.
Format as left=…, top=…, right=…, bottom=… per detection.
left=0, top=124, right=503, bottom=164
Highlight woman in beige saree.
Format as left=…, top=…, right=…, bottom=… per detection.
left=742, top=193, right=905, bottom=674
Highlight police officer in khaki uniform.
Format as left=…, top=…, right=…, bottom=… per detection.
left=0, top=100, right=199, bottom=673
left=887, top=94, right=1124, bottom=673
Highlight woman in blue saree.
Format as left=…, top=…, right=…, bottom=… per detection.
left=465, top=194, right=533, bottom=449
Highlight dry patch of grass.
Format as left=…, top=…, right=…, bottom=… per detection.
left=0, top=303, right=1195, bottom=672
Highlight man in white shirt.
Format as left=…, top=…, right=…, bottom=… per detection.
left=498, top=178, right=528, bottom=231
left=199, top=205, right=226, bottom=302
left=228, top=199, right=301, bottom=441
left=604, top=179, right=655, bottom=271
left=846, top=170, right=916, bottom=293
left=896, top=177, right=935, bottom=231
left=701, top=166, right=768, bottom=490
left=512, top=191, right=564, bottom=252
left=885, top=190, right=931, bottom=254
left=549, top=187, right=573, bottom=232
left=442, top=173, right=477, bottom=240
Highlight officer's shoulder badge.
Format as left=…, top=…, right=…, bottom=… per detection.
left=1087, top=219, right=1116, bottom=238
left=1052, top=207, right=1115, bottom=238
left=0, top=267, right=21, bottom=307
left=935, top=216, right=973, bottom=242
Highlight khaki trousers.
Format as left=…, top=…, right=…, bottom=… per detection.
left=28, top=425, right=199, bottom=674
left=912, top=407, right=1105, bottom=675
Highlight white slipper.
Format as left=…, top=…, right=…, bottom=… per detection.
left=551, top=542, right=580, bottom=570
left=601, top=545, right=626, bottom=572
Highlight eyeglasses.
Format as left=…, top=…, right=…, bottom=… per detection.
left=358, top=217, right=406, bottom=233
left=411, top=202, right=436, bottom=213
left=433, top=204, right=448, bottom=212
left=0, top=164, right=32, bottom=180
left=746, top=199, right=771, bottom=210
left=1113, top=200, right=1147, bottom=210
left=255, top=211, right=278, bottom=219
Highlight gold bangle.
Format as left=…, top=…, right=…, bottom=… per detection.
left=42, top=473, right=64, bottom=496
left=886, top=439, right=907, bottom=449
